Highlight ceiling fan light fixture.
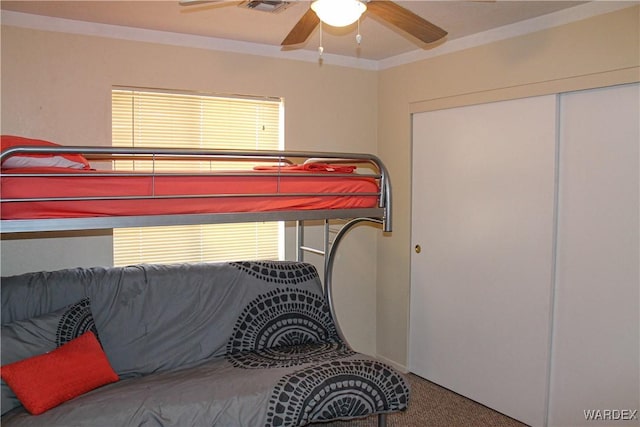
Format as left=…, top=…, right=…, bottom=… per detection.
left=311, top=0, right=366, bottom=28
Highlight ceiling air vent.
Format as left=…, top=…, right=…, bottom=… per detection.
left=239, top=1, right=290, bottom=13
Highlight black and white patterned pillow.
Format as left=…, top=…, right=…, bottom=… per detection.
left=226, top=286, right=353, bottom=369
left=230, top=261, right=319, bottom=285
left=1, top=298, right=98, bottom=415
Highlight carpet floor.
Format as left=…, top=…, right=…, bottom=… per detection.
left=309, top=373, right=529, bottom=427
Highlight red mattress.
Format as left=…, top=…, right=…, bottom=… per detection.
left=0, top=167, right=380, bottom=220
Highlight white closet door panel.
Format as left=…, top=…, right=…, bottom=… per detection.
left=410, top=95, right=557, bottom=427
left=549, top=83, right=639, bottom=426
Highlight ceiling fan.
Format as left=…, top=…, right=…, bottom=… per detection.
left=180, top=0, right=448, bottom=47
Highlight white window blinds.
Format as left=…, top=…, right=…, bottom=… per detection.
left=111, top=88, right=284, bottom=266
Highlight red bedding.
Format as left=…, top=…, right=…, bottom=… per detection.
left=0, top=167, right=379, bottom=220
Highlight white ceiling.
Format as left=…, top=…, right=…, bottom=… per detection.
left=0, top=1, right=608, bottom=61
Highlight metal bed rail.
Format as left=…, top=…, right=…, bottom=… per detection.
left=1, top=145, right=392, bottom=233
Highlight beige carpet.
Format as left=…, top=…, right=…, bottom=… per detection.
left=310, top=374, right=529, bottom=427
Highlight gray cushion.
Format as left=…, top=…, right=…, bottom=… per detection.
left=1, top=262, right=412, bottom=426
left=1, top=298, right=97, bottom=415
left=2, top=262, right=329, bottom=378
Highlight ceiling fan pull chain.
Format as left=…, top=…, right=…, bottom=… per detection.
left=318, top=21, right=324, bottom=57
left=356, top=18, right=362, bottom=45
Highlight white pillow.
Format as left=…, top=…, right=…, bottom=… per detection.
left=2, top=155, right=88, bottom=169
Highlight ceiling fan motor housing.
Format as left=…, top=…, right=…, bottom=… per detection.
left=240, top=1, right=290, bottom=13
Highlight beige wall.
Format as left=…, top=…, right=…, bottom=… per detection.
left=376, top=5, right=639, bottom=368
left=2, top=5, right=639, bottom=368
left=0, top=25, right=379, bottom=355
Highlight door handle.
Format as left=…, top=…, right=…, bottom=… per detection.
left=415, top=244, right=422, bottom=254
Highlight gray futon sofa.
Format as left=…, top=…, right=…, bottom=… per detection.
left=1, top=261, right=409, bottom=426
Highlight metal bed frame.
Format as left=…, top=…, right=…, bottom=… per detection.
left=1, top=145, right=393, bottom=427
left=1, top=145, right=391, bottom=233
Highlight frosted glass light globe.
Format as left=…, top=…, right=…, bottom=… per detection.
left=311, top=0, right=367, bottom=27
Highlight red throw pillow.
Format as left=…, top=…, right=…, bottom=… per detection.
left=0, top=331, right=119, bottom=415
left=1, top=135, right=91, bottom=169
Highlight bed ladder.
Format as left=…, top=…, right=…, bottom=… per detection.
left=296, top=217, right=389, bottom=427
left=295, top=217, right=383, bottom=343
left=295, top=219, right=331, bottom=271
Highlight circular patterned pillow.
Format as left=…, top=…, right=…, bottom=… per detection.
left=226, top=288, right=352, bottom=368
left=56, top=298, right=99, bottom=346
left=230, top=261, right=319, bottom=285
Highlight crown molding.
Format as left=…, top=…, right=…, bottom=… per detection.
left=0, top=9, right=380, bottom=71
left=378, top=1, right=637, bottom=70
left=2, top=2, right=636, bottom=72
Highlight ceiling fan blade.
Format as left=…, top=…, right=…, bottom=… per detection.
left=281, top=7, right=320, bottom=45
left=366, top=1, right=447, bottom=44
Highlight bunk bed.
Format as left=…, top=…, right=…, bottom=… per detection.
left=0, top=138, right=402, bottom=427
left=0, top=141, right=391, bottom=232
left=0, top=139, right=392, bottom=290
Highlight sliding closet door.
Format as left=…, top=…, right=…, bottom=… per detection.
left=410, top=95, right=558, bottom=426
left=548, top=83, right=639, bottom=426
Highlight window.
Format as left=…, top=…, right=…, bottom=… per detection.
left=111, top=88, right=284, bottom=266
